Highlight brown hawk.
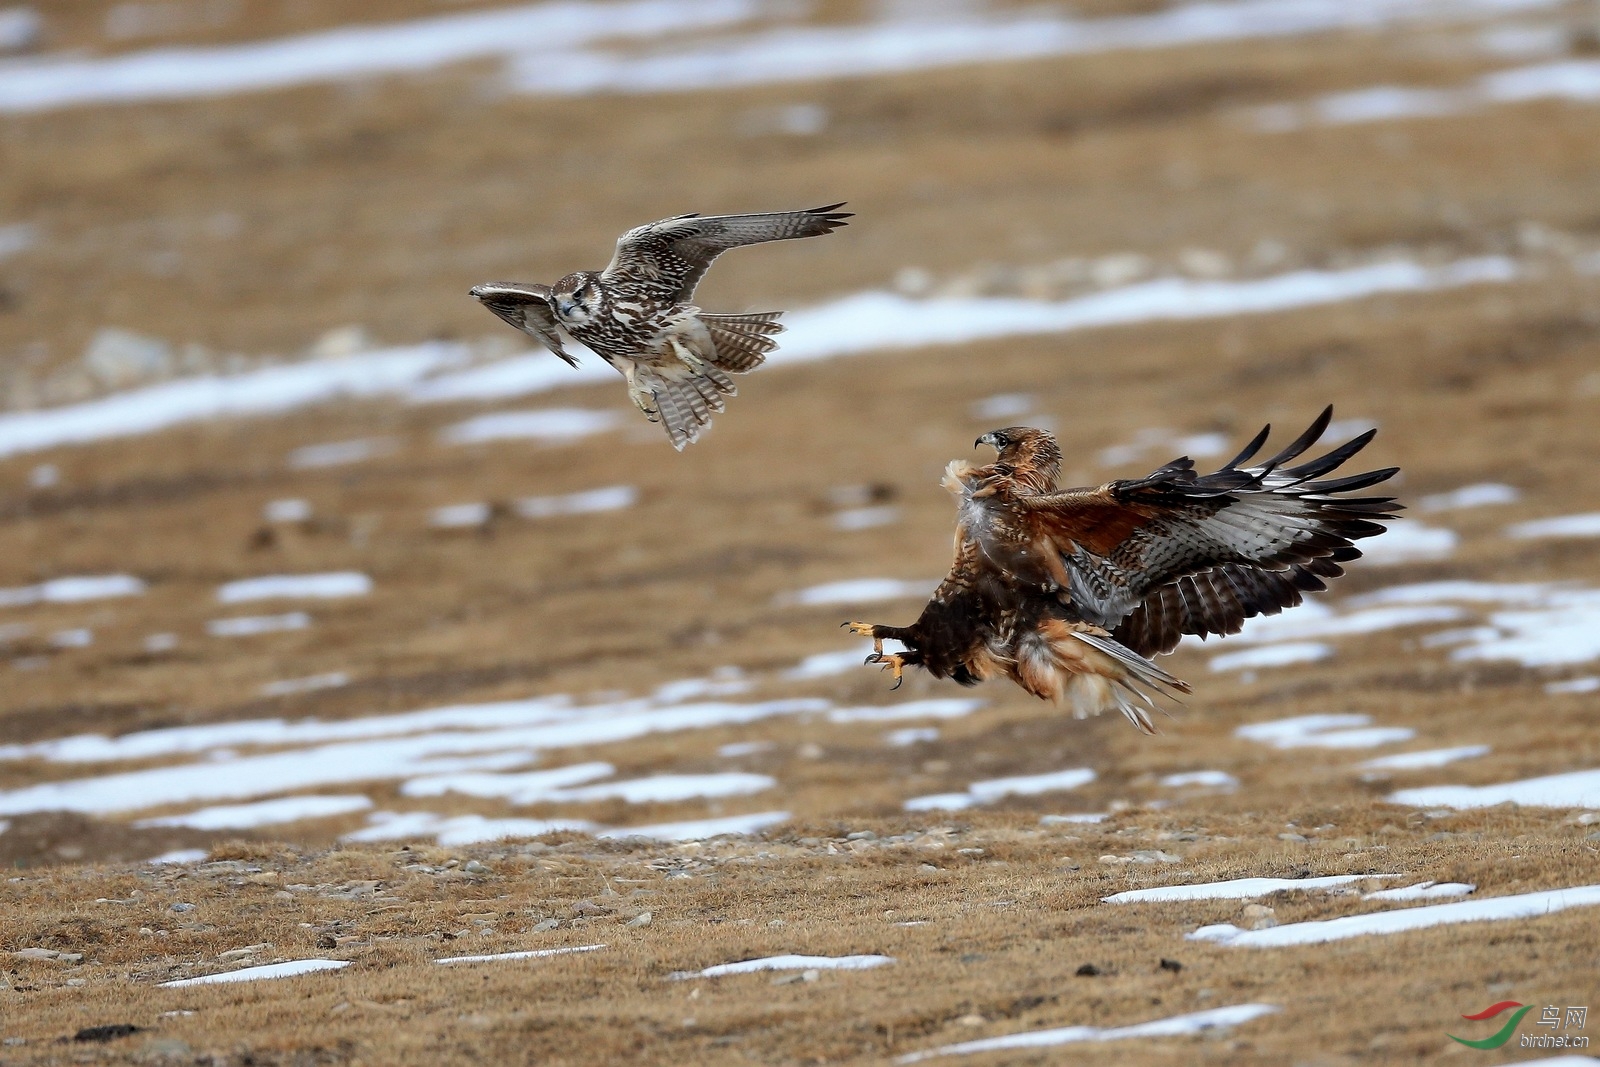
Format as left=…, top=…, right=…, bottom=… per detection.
left=469, top=204, right=850, bottom=450
left=845, top=407, right=1400, bottom=732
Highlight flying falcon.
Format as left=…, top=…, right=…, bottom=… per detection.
left=845, top=408, right=1400, bottom=732
left=469, top=204, right=851, bottom=450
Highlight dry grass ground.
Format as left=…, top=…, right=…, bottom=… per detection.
left=2, top=1, right=1600, bottom=1064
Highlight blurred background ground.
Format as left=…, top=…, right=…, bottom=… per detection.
left=0, top=0, right=1599, bottom=1063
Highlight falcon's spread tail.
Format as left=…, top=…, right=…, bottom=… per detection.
left=701, top=311, right=784, bottom=372
left=636, top=364, right=738, bottom=451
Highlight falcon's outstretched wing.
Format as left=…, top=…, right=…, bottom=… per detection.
left=467, top=282, right=576, bottom=367
left=600, top=204, right=851, bottom=300
left=1016, top=407, right=1401, bottom=656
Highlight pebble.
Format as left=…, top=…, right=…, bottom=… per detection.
left=770, top=969, right=819, bottom=985
left=463, top=860, right=489, bottom=875
left=530, top=918, right=560, bottom=933
left=168, top=903, right=196, bottom=913
left=1241, top=903, right=1278, bottom=930
left=957, top=1014, right=986, bottom=1027
left=1075, top=963, right=1102, bottom=977
left=13, top=948, right=82, bottom=962
left=73, top=1023, right=142, bottom=1042
left=846, top=831, right=877, bottom=841
left=625, top=912, right=653, bottom=928
left=1278, top=833, right=1309, bottom=843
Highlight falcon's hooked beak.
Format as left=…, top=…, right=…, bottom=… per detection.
left=975, top=432, right=1001, bottom=451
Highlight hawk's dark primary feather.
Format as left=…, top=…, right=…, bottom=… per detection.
left=847, top=408, right=1400, bottom=733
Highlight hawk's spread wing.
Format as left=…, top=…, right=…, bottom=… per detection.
left=600, top=204, right=851, bottom=300
left=1016, top=407, right=1400, bottom=656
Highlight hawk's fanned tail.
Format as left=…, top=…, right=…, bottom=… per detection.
left=701, top=311, right=784, bottom=372
left=638, top=364, right=737, bottom=451
left=1066, top=628, right=1192, bottom=734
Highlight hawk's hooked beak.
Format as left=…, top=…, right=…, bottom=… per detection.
left=975, top=432, right=1000, bottom=450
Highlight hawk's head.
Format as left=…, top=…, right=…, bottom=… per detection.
left=551, top=271, right=604, bottom=325
left=469, top=283, right=550, bottom=332
left=975, top=427, right=1062, bottom=493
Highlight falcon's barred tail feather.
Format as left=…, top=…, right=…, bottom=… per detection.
left=638, top=365, right=738, bottom=451
left=701, top=311, right=784, bottom=371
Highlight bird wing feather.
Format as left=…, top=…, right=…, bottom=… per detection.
left=1012, top=407, right=1400, bottom=653
left=517, top=284, right=577, bottom=367
left=601, top=204, right=851, bottom=300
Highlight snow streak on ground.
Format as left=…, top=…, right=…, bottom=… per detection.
left=1255, top=57, right=1600, bottom=132
left=1235, top=714, right=1415, bottom=750
left=217, top=573, right=372, bottom=602
left=1208, top=577, right=1600, bottom=672
left=1389, top=768, right=1600, bottom=809
left=0, top=574, right=145, bottom=607
left=1103, top=874, right=1390, bottom=903
left=512, top=0, right=1561, bottom=96
left=672, top=954, right=895, bottom=979
left=1358, top=745, right=1490, bottom=770
left=1363, top=881, right=1476, bottom=900
left=159, top=959, right=350, bottom=987
left=1417, top=482, right=1519, bottom=512
left=0, top=0, right=1556, bottom=113
left=0, top=0, right=761, bottom=113
left=1189, top=885, right=1600, bottom=946
left=904, top=768, right=1096, bottom=812
left=896, top=1004, right=1281, bottom=1061
left=435, top=944, right=607, bottom=965
left=133, top=795, right=373, bottom=830
left=0, top=257, right=1518, bottom=460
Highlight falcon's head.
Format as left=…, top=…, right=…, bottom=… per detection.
left=551, top=271, right=604, bottom=325
left=975, top=427, right=1062, bottom=493
left=469, top=282, right=549, bottom=332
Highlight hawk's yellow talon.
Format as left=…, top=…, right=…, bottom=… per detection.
left=845, top=622, right=883, bottom=655
left=865, top=651, right=908, bottom=688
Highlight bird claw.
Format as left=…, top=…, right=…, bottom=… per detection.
left=864, top=651, right=907, bottom=690
left=629, top=389, right=660, bottom=422
left=844, top=621, right=883, bottom=655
